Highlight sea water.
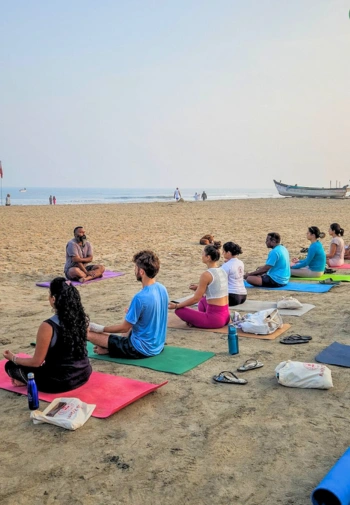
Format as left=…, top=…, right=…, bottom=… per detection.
left=0, top=187, right=281, bottom=206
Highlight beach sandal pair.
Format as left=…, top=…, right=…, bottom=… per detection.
left=319, top=279, right=340, bottom=285
left=280, top=334, right=312, bottom=345
left=213, top=359, right=264, bottom=385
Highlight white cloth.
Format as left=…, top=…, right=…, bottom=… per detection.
left=206, top=268, right=228, bottom=300
left=221, top=258, right=247, bottom=295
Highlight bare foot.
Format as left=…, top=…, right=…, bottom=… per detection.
left=79, top=276, right=93, bottom=283
left=93, top=345, right=109, bottom=355
left=11, top=379, right=26, bottom=387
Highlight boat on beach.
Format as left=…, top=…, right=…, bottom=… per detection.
left=273, top=180, right=349, bottom=199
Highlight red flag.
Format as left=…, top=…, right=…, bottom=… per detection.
left=0, top=161, right=3, bottom=178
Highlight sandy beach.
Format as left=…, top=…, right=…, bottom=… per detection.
left=1, top=197, right=350, bottom=505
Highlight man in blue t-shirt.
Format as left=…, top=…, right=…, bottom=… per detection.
left=88, top=250, right=169, bottom=358
left=244, top=232, right=290, bottom=287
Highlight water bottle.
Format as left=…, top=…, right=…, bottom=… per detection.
left=27, top=373, right=39, bottom=410
left=228, top=324, right=239, bottom=355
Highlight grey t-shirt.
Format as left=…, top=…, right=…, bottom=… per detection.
left=64, top=239, right=93, bottom=273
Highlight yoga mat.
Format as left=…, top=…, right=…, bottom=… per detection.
left=295, top=274, right=350, bottom=282
left=244, top=281, right=333, bottom=293
left=334, top=263, right=350, bottom=269
left=36, top=270, right=125, bottom=288
left=311, top=447, right=350, bottom=505
left=237, top=300, right=315, bottom=317
left=315, top=342, right=350, bottom=368
left=167, top=312, right=291, bottom=340
left=87, top=342, right=215, bottom=374
left=0, top=357, right=167, bottom=418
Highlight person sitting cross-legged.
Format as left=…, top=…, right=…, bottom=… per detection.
left=88, top=250, right=168, bottom=358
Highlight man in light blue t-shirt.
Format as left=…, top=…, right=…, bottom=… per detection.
left=88, top=250, right=168, bottom=357
left=244, top=233, right=290, bottom=287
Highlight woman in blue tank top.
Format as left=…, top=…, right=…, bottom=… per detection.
left=3, top=277, right=92, bottom=393
left=291, top=226, right=326, bottom=278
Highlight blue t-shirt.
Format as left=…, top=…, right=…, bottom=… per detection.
left=291, top=241, right=326, bottom=272
left=126, top=282, right=169, bottom=356
left=266, top=244, right=290, bottom=285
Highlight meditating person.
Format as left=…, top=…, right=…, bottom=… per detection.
left=291, top=226, right=326, bottom=277
left=64, top=226, right=105, bottom=283
left=326, top=223, right=345, bottom=267
left=168, top=244, right=230, bottom=329
left=221, top=241, right=247, bottom=306
left=244, top=232, right=290, bottom=287
left=88, top=250, right=168, bottom=357
left=3, top=277, right=92, bottom=392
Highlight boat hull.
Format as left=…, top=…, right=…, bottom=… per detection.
left=273, top=180, right=348, bottom=199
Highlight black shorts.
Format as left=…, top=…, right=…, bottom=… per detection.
left=65, top=264, right=96, bottom=280
left=228, top=293, right=247, bottom=306
left=108, top=334, right=146, bottom=359
left=261, top=274, right=285, bottom=288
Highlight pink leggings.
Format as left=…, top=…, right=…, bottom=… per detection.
left=175, top=297, right=230, bottom=329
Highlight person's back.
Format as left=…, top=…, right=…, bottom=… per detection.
left=304, top=241, right=326, bottom=271
left=127, top=282, right=168, bottom=356
left=331, top=236, right=344, bottom=263
left=267, top=244, right=290, bottom=285
left=221, top=258, right=247, bottom=295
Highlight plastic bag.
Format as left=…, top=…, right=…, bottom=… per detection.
left=239, top=308, right=283, bottom=335
left=275, top=361, right=333, bottom=389
left=31, top=397, right=96, bottom=430
left=277, top=296, right=303, bottom=310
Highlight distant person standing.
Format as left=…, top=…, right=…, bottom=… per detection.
left=53, top=196, right=57, bottom=205
left=194, top=192, right=199, bottom=201
left=201, top=191, right=207, bottom=201
left=49, top=195, right=53, bottom=205
left=174, top=187, right=182, bottom=201
left=5, top=194, right=11, bottom=206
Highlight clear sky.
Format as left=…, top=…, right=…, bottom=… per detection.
left=1, top=1, right=349, bottom=188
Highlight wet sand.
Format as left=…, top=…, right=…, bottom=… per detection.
left=1, top=198, right=350, bottom=505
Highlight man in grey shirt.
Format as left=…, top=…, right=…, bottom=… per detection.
left=64, top=226, right=105, bottom=283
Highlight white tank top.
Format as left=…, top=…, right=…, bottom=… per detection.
left=206, top=268, right=228, bottom=300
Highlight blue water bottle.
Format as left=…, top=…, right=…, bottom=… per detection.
left=27, top=373, right=39, bottom=410
left=228, top=324, right=239, bottom=355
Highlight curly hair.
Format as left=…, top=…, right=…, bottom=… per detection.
left=133, top=250, right=160, bottom=278
left=50, top=277, right=89, bottom=359
left=223, top=241, right=243, bottom=256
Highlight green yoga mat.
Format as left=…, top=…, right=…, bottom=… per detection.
left=87, top=342, right=215, bottom=375
left=296, top=274, right=350, bottom=282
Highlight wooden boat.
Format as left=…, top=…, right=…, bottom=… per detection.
left=273, top=180, right=349, bottom=199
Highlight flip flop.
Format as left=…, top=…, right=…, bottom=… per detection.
left=324, top=268, right=336, bottom=274
left=280, top=334, right=312, bottom=345
left=212, top=371, right=248, bottom=385
left=319, top=279, right=340, bottom=285
left=300, top=247, right=309, bottom=253
left=237, top=358, right=264, bottom=372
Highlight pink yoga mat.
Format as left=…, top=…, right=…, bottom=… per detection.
left=334, top=263, right=350, bottom=269
left=36, top=270, right=125, bottom=288
left=0, top=357, right=167, bottom=418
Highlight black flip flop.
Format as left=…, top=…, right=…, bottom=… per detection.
left=324, top=268, right=336, bottom=274
left=212, top=371, right=248, bottom=385
left=319, top=279, right=340, bottom=285
left=280, top=334, right=312, bottom=345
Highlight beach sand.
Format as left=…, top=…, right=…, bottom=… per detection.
left=1, top=198, right=350, bottom=505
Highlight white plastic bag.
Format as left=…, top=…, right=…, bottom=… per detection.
left=239, top=308, right=283, bottom=335
left=31, top=397, right=96, bottom=430
left=275, top=361, right=333, bottom=389
left=277, top=296, right=303, bottom=310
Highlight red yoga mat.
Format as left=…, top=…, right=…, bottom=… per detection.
left=0, top=357, right=167, bottom=418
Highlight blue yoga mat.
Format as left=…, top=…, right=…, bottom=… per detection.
left=315, top=342, right=350, bottom=368
left=311, top=447, right=350, bottom=504
left=244, top=281, right=333, bottom=293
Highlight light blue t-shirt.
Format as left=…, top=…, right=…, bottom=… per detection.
left=266, top=244, right=290, bottom=285
left=291, top=241, right=326, bottom=272
left=126, top=282, right=169, bottom=356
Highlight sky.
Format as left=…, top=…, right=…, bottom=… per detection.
left=1, top=1, right=349, bottom=188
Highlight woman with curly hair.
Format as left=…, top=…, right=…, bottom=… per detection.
left=168, top=244, right=230, bottom=329
left=3, top=277, right=92, bottom=393
left=221, top=242, right=247, bottom=306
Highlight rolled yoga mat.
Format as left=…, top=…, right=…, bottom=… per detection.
left=311, top=447, right=350, bottom=505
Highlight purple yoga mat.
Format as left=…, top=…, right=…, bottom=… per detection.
left=36, top=270, right=125, bottom=288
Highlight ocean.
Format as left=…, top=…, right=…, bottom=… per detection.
left=0, top=187, right=280, bottom=206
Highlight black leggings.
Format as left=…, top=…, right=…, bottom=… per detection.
left=228, top=293, right=247, bottom=307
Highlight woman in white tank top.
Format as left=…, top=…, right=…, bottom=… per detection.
left=168, top=244, right=230, bottom=329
